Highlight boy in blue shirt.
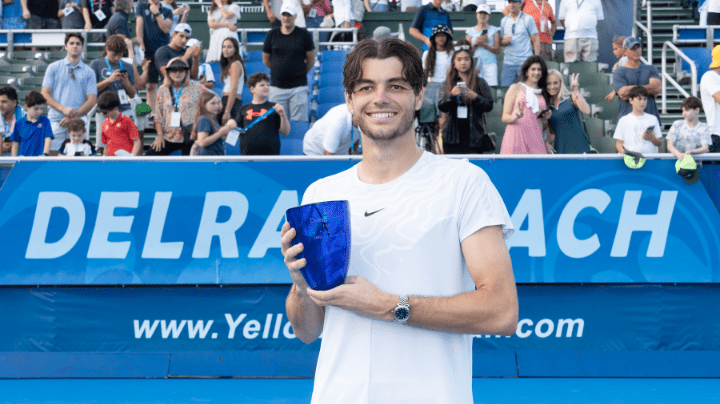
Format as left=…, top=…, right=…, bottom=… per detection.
left=11, top=91, right=54, bottom=157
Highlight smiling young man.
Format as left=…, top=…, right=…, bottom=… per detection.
left=281, top=38, right=519, bottom=403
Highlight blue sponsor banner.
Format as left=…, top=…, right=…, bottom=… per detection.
left=1, top=284, right=718, bottom=353
left=0, top=158, right=719, bottom=285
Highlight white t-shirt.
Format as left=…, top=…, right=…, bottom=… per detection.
left=303, top=104, right=356, bottom=155
left=62, top=141, right=94, bottom=156
left=701, top=70, right=720, bottom=135
left=613, top=112, right=662, bottom=154
left=198, top=63, right=216, bottom=83
left=422, top=49, right=453, bottom=83
left=558, top=0, right=604, bottom=40
left=303, top=152, right=514, bottom=404
left=709, top=0, right=720, bottom=13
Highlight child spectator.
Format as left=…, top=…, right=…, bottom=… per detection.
left=194, top=92, right=237, bottom=155
left=59, top=118, right=96, bottom=156
left=606, top=36, right=627, bottom=102
left=239, top=72, right=290, bottom=155
left=667, top=96, right=712, bottom=160
left=98, top=92, right=142, bottom=156
left=613, top=86, right=663, bottom=154
left=10, top=91, right=53, bottom=157
left=197, top=61, right=216, bottom=89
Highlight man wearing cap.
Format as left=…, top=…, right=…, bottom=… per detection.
left=558, top=0, right=603, bottom=63
left=136, top=0, right=174, bottom=115
left=155, top=23, right=201, bottom=81
left=499, top=0, right=540, bottom=86
left=700, top=44, right=720, bottom=152
left=263, top=3, right=315, bottom=122
left=613, top=37, right=661, bottom=123
left=409, top=0, right=453, bottom=51
left=502, top=0, right=556, bottom=61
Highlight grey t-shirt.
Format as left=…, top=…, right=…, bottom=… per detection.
left=613, top=64, right=661, bottom=123
left=60, top=0, right=84, bottom=29
left=106, top=9, right=131, bottom=38
left=90, top=57, right=136, bottom=111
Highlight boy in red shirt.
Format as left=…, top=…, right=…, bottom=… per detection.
left=98, top=92, right=141, bottom=156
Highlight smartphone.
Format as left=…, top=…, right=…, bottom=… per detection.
left=74, top=151, right=83, bottom=156
left=538, top=108, right=551, bottom=118
left=118, top=69, right=127, bottom=74
left=457, top=81, right=466, bottom=88
left=646, top=126, right=655, bottom=132
left=481, top=29, right=488, bottom=36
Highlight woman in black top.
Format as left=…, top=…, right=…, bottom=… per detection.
left=438, top=39, right=494, bottom=154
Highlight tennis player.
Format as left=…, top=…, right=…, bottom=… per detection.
left=281, top=37, right=519, bottom=403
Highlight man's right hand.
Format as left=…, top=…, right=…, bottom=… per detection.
left=109, top=70, right=125, bottom=82
left=281, top=222, right=311, bottom=293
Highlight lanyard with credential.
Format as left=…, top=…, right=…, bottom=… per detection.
left=172, top=86, right=183, bottom=111
left=237, top=107, right=275, bottom=133
left=531, top=0, right=545, bottom=14
left=86, top=0, right=102, bottom=12
left=105, top=57, right=124, bottom=89
left=349, top=115, right=361, bottom=154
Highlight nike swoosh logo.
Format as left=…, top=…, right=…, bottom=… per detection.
left=364, top=208, right=385, bottom=217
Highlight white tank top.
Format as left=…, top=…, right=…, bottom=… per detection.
left=222, top=61, right=244, bottom=95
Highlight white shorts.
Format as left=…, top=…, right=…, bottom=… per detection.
left=479, top=63, right=498, bottom=87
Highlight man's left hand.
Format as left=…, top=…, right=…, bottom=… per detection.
left=306, top=276, right=395, bottom=321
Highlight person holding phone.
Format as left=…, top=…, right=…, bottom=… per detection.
left=500, top=55, right=550, bottom=154
left=613, top=85, right=663, bottom=154
left=438, top=39, right=494, bottom=154
left=466, top=5, right=501, bottom=86
left=91, top=35, right=137, bottom=154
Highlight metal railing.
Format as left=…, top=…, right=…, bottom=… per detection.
left=632, top=0, right=653, bottom=63
left=0, top=29, right=107, bottom=57
left=672, top=25, right=720, bottom=48
left=237, top=27, right=359, bottom=51
left=661, top=41, right=697, bottom=113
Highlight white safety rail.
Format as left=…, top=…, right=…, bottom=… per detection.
left=0, top=29, right=107, bottom=56
left=661, top=41, right=697, bottom=113
left=672, top=25, right=720, bottom=48
left=197, top=2, right=263, bottom=13
left=237, top=27, right=359, bottom=51
left=633, top=0, right=653, bottom=63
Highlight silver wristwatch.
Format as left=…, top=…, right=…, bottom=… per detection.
left=393, top=296, right=410, bottom=324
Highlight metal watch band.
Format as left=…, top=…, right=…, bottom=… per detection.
left=393, top=295, right=410, bottom=324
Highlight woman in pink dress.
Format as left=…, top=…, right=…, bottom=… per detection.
left=500, top=55, right=552, bottom=154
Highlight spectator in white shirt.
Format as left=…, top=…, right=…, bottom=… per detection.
left=303, top=104, right=359, bottom=155
left=558, top=0, right=604, bottom=63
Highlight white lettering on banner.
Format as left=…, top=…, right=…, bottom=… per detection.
left=611, top=191, right=678, bottom=257
left=557, top=189, right=611, bottom=258
left=88, top=192, right=139, bottom=259
left=487, top=318, right=585, bottom=339
left=26, top=192, right=85, bottom=259
left=506, top=190, right=546, bottom=256
left=142, top=192, right=183, bottom=259
left=243, top=320, right=261, bottom=339
left=134, top=314, right=298, bottom=340
left=192, top=192, right=249, bottom=258
left=248, top=190, right=299, bottom=258
left=225, top=313, right=247, bottom=339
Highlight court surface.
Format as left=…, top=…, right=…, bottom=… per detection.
left=1, top=378, right=718, bottom=403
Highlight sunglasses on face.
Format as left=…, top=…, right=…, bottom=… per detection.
left=69, top=67, right=75, bottom=80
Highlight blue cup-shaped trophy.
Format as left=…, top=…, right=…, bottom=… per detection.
left=285, top=200, right=351, bottom=291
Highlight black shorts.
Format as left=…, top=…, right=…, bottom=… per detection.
left=145, top=50, right=161, bottom=84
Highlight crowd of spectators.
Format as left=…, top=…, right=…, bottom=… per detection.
left=0, top=0, right=714, bottom=164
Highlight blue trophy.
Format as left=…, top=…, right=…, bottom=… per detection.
left=285, top=200, right=351, bottom=291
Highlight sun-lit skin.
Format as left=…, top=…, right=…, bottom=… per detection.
left=65, top=37, right=83, bottom=61
left=454, top=52, right=472, bottom=74
left=0, top=95, right=17, bottom=121
left=168, top=69, right=187, bottom=87
left=526, top=63, right=543, bottom=87
left=434, top=33, right=448, bottom=51
left=106, top=50, right=122, bottom=64
left=346, top=57, right=422, bottom=142
left=477, top=10, right=490, bottom=25
left=682, top=106, right=700, bottom=124
left=507, top=0, right=522, bottom=16
left=280, top=12, right=296, bottom=30
left=629, top=94, right=648, bottom=115
left=250, top=80, right=271, bottom=102
left=69, top=130, right=84, bottom=144
left=547, top=73, right=562, bottom=98
left=206, top=96, right=222, bottom=115
left=625, top=44, right=641, bottom=64
left=171, top=32, right=190, bottom=49
left=613, top=43, right=625, bottom=59
left=26, top=104, right=44, bottom=122
left=222, top=39, right=236, bottom=59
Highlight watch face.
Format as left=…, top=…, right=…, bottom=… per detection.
left=395, top=307, right=409, bottom=321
